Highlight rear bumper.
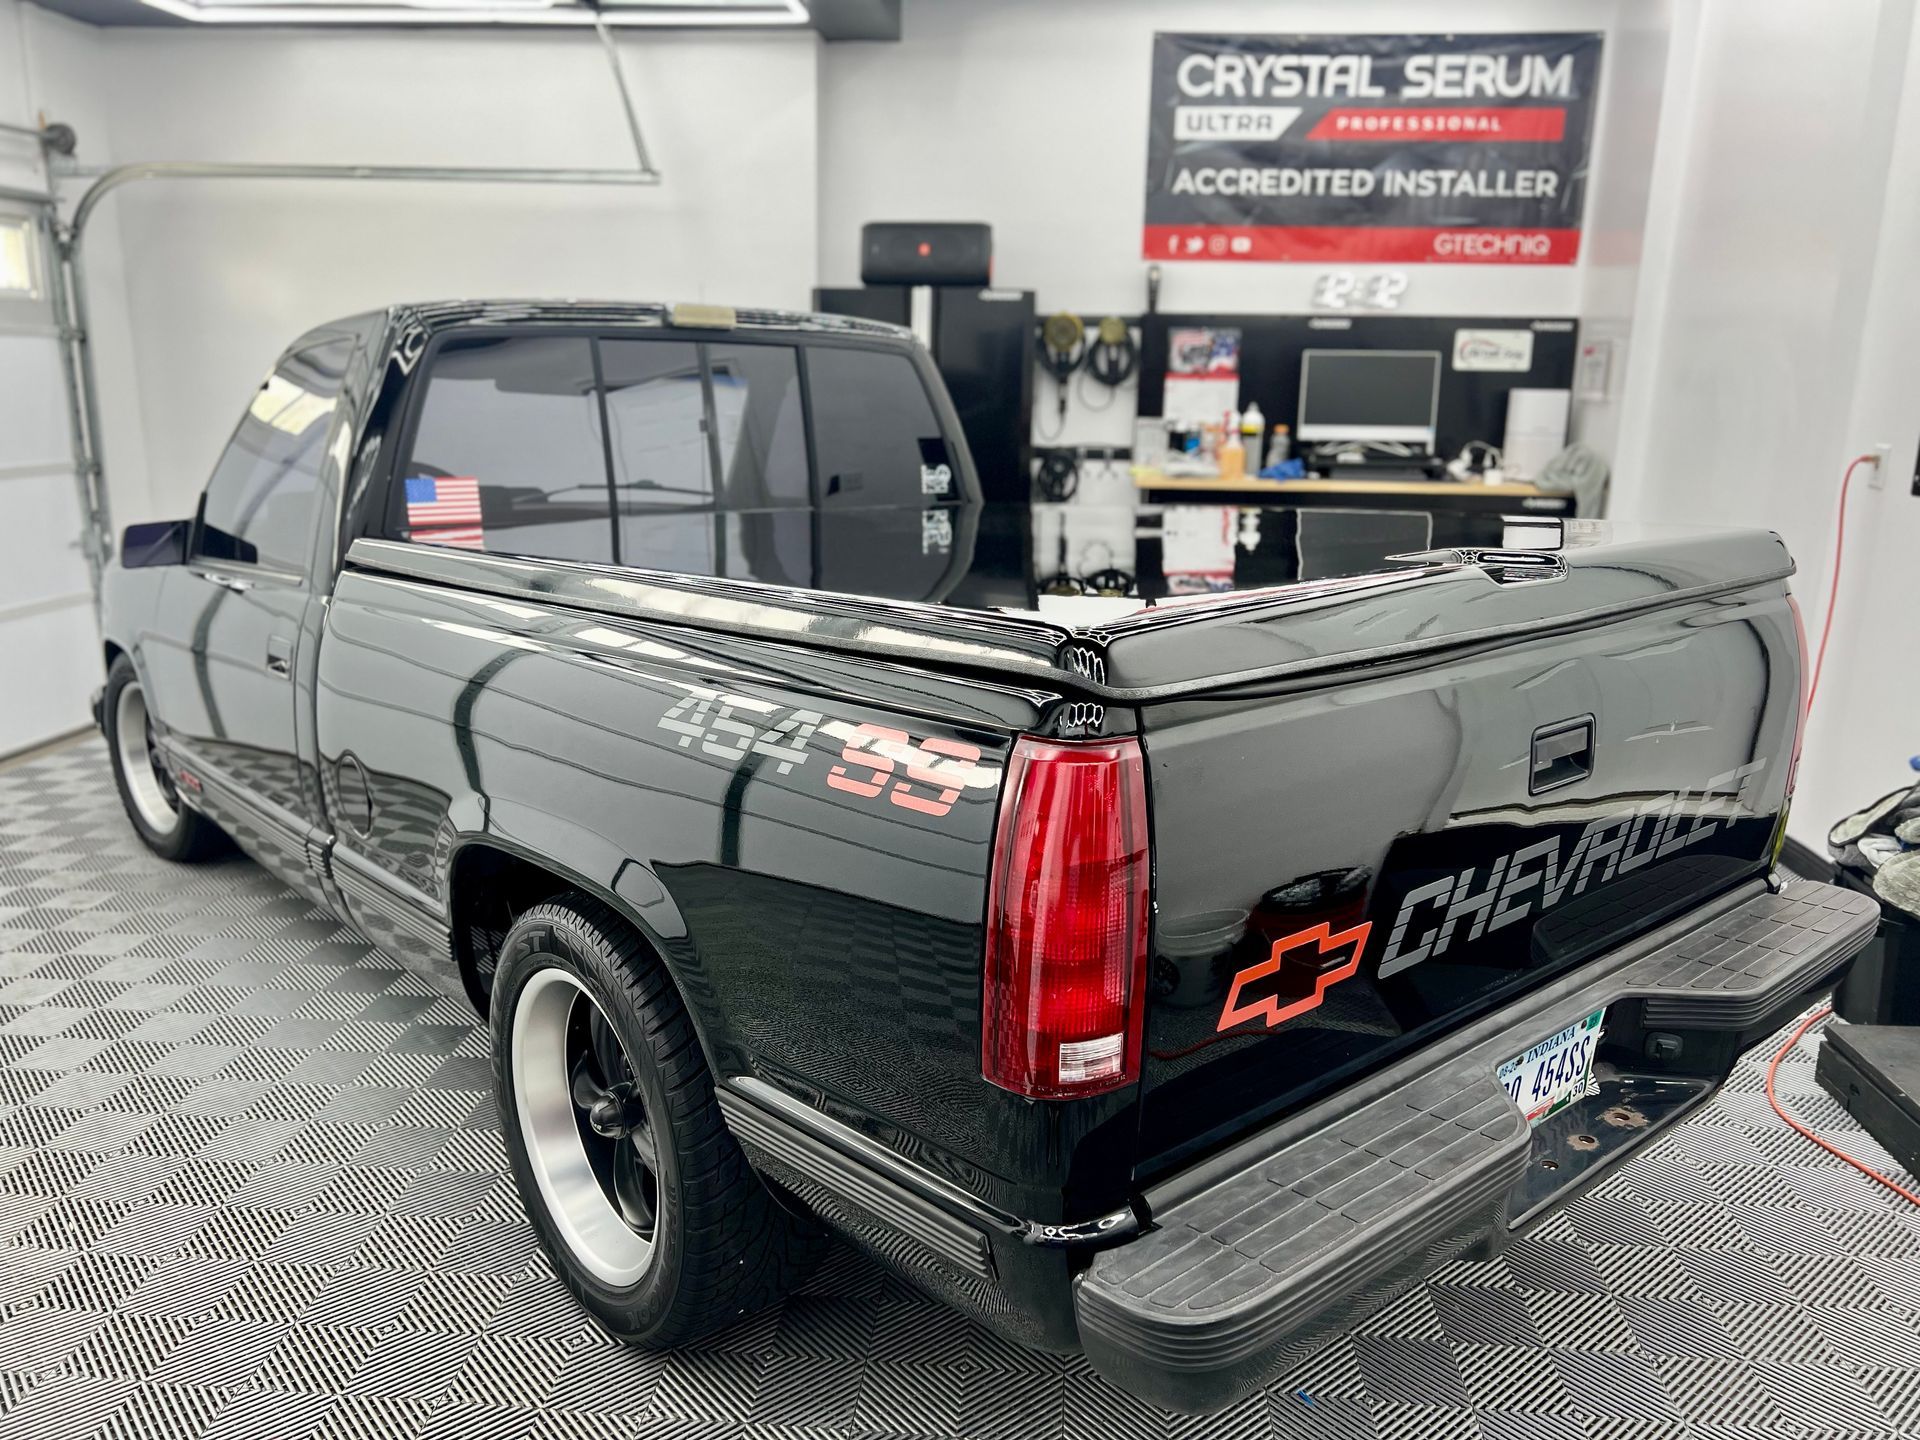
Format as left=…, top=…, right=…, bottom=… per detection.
left=1074, top=878, right=1880, bottom=1413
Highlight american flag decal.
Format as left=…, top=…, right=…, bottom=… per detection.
left=403, top=475, right=484, bottom=548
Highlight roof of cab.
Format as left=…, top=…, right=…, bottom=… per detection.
left=386, top=299, right=913, bottom=343
left=287, top=301, right=915, bottom=363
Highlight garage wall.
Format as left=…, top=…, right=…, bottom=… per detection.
left=0, top=0, right=99, bottom=755
left=1566, top=0, right=1674, bottom=463
left=1, top=0, right=39, bottom=195
left=19, top=21, right=820, bottom=526
left=1607, top=0, right=1918, bottom=844
left=1809, top=22, right=1920, bottom=847
left=818, top=0, right=1638, bottom=319
left=12, top=4, right=152, bottom=533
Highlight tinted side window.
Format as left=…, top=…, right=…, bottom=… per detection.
left=398, top=335, right=612, bottom=564
left=600, top=339, right=712, bottom=510
left=707, top=342, right=808, bottom=509
left=196, top=338, right=351, bottom=574
left=807, top=346, right=953, bottom=509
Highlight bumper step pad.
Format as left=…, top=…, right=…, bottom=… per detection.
left=1076, top=880, right=1880, bottom=1412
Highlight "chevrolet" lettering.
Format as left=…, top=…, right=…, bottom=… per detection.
left=1377, top=759, right=1766, bottom=980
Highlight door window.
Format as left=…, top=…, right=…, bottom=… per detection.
left=398, top=335, right=613, bottom=564
left=806, top=345, right=954, bottom=508
left=195, top=338, right=352, bottom=575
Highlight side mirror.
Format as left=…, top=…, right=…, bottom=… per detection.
left=121, top=520, right=189, bottom=569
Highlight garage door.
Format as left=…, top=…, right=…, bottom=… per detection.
left=0, top=201, right=95, bottom=758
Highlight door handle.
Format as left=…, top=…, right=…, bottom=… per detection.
left=266, top=635, right=293, bottom=677
left=1530, top=717, right=1594, bottom=795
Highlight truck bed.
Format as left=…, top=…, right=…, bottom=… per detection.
left=345, top=506, right=1792, bottom=701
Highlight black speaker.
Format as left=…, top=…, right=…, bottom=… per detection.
left=860, top=222, right=992, bottom=287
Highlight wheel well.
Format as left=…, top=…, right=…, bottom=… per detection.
left=447, top=844, right=576, bottom=1013
left=104, top=640, right=125, bottom=674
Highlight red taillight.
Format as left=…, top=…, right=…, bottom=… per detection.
left=982, top=736, right=1150, bottom=1099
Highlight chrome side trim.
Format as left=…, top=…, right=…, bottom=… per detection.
left=162, top=737, right=307, bottom=844
left=332, top=846, right=449, bottom=948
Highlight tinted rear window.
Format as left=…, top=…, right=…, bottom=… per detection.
left=600, top=339, right=712, bottom=511
left=708, top=342, right=809, bottom=509
left=388, top=332, right=953, bottom=569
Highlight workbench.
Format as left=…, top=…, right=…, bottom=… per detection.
left=1135, top=470, right=1576, bottom=516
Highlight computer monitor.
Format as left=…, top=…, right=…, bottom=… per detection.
left=1297, top=349, right=1442, bottom=448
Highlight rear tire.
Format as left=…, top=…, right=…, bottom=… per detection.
left=492, top=894, right=823, bottom=1345
left=103, top=655, right=226, bottom=863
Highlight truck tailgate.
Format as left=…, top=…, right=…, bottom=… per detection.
left=1127, top=527, right=1803, bottom=1177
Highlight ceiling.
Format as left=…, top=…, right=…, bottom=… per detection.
left=25, top=0, right=899, bottom=37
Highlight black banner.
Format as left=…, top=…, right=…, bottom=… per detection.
left=1144, top=32, right=1603, bottom=265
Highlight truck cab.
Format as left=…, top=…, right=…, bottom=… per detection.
left=102, top=300, right=973, bottom=902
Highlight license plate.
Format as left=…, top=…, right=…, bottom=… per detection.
left=1497, top=1008, right=1605, bottom=1126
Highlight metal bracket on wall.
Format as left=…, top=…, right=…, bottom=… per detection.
left=41, top=27, right=662, bottom=604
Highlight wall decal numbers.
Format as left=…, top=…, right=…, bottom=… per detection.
left=1311, top=271, right=1409, bottom=311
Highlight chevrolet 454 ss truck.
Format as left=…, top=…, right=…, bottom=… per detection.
left=96, top=300, right=1877, bottom=1412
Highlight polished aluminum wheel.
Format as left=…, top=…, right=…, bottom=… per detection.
left=114, top=681, right=180, bottom=834
left=511, top=967, right=660, bottom=1286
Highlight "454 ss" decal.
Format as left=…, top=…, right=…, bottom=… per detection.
left=657, top=687, right=993, bottom=820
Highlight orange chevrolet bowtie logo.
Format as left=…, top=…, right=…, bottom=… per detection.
left=1217, top=920, right=1373, bottom=1033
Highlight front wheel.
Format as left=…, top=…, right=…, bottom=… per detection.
left=492, top=895, right=822, bottom=1344
left=103, top=655, right=226, bottom=863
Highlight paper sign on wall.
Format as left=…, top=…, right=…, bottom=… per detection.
left=1163, top=327, right=1242, bottom=427
left=1452, top=329, right=1535, bottom=372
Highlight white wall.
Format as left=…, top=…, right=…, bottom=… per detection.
left=1608, top=0, right=1918, bottom=843
left=1567, top=0, right=1673, bottom=462
left=19, top=21, right=820, bottom=526
left=1788, top=7, right=1920, bottom=847
left=12, top=4, right=153, bottom=530
left=1, top=0, right=41, bottom=194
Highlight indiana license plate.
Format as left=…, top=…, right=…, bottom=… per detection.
left=1497, top=1008, right=1605, bottom=1126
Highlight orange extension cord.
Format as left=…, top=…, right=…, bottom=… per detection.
left=1762, top=453, right=1919, bottom=1208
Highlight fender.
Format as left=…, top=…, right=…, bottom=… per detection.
left=441, top=804, right=717, bottom=1068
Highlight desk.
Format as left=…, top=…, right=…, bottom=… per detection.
left=1135, top=471, right=1576, bottom=516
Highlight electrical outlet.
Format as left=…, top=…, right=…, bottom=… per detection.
left=1869, top=444, right=1892, bottom=489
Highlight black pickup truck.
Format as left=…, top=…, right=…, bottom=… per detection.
left=95, top=300, right=1878, bottom=1412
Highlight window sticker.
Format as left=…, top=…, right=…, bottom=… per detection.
left=404, top=475, right=485, bottom=549
left=917, top=436, right=954, bottom=496
left=921, top=509, right=954, bottom=554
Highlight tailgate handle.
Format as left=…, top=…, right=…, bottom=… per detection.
left=1530, top=717, right=1594, bottom=794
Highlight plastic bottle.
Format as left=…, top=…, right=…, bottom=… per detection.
left=1218, top=409, right=1246, bottom=480
left=1241, top=402, right=1266, bottom=473
left=1270, top=423, right=1293, bottom=465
